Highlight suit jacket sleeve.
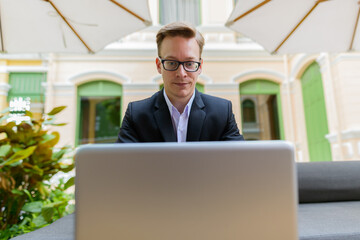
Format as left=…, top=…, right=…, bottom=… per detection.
left=220, top=101, right=244, bottom=141
left=116, top=103, right=140, bottom=143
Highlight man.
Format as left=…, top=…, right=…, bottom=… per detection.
left=117, top=22, right=244, bottom=142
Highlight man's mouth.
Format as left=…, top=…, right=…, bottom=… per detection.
left=174, top=83, right=188, bottom=87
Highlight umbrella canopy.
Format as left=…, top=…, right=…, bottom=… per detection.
left=0, top=0, right=152, bottom=54
left=225, top=0, right=360, bottom=54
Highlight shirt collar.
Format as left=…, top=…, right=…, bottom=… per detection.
left=163, top=88, right=195, bottom=116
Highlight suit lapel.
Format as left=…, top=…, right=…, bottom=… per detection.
left=187, top=90, right=206, bottom=141
left=154, top=91, right=177, bottom=142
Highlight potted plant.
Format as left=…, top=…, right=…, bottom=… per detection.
left=0, top=106, right=74, bottom=239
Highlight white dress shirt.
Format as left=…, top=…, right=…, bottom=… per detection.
left=163, top=89, right=195, bottom=142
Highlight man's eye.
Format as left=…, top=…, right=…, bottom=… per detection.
left=168, top=61, right=177, bottom=66
left=185, top=62, right=195, bottom=67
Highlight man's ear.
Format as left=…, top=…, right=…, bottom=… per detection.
left=156, top=58, right=162, bottom=74
left=198, top=58, right=203, bottom=74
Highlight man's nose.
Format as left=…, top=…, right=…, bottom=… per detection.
left=176, top=63, right=187, bottom=75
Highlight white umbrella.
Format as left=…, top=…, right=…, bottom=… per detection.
left=0, top=0, right=152, bottom=54
left=225, top=0, right=360, bottom=54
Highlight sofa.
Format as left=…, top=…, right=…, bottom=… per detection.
left=297, top=161, right=360, bottom=240
left=12, top=161, right=360, bottom=240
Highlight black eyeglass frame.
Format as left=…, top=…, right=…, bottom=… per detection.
left=158, top=57, right=201, bottom=72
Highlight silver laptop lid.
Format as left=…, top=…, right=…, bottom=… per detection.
left=75, top=141, right=298, bottom=240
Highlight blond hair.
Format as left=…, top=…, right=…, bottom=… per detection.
left=156, top=22, right=205, bottom=57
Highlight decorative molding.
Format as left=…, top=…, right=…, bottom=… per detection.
left=333, top=53, right=360, bottom=65
left=53, top=82, right=75, bottom=90
left=290, top=53, right=318, bottom=80
left=198, top=74, right=213, bottom=84
left=341, top=129, right=360, bottom=140
left=0, top=83, right=11, bottom=96
left=122, top=83, right=159, bottom=91
left=151, top=74, right=213, bottom=84
left=0, top=65, right=48, bottom=73
left=123, top=92, right=156, bottom=97
left=51, top=83, right=75, bottom=97
left=205, top=83, right=239, bottom=90
left=231, top=69, right=285, bottom=83
left=203, top=91, right=239, bottom=96
left=68, top=71, right=131, bottom=84
left=151, top=74, right=162, bottom=84
left=0, top=53, right=47, bottom=60
left=316, top=53, right=328, bottom=73
left=325, top=133, right=338, bottom=143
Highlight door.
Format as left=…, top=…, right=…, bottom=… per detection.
left=301, top=62, right=332, bottom=161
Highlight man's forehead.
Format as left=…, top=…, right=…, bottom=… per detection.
left=159, top=36, right=200, bottom=58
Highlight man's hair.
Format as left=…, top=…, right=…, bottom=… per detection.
left=156, top=22, right=205, bottom=58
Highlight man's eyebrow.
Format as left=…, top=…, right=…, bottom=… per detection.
left=163, top=56, right=199, bottom=61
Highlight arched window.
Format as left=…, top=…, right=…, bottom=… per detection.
left=76, top=80, right=122, bottom=145
left=242, top=99, right=256, bottom=123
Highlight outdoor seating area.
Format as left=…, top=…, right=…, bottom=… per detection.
left=2, top=0, right=360, bottom=239
left=11, top=160, right=360, bottom=240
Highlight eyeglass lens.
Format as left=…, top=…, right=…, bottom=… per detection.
left=163, top=60, right=199, bottom=72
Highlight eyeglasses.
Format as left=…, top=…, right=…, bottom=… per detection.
left=158, top=57, right=201, bottom=72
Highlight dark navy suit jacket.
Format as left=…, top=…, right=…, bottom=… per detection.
left=117, top=89, right=244, bottom=142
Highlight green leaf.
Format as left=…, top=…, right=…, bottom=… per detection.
left=0, top=145, right=11, bottom=157
left=32, top=215, right=48, bottom=227
left=11, top=189, right=24, bottom=196
left=40, top=134, right=56, bottom=144
left=42, top=206, right=55, bottom=223
left=24, top=110, right=33, bottom=118
left=32, top=165, right=44, bottom=176
left=52, top=148, right=68, bottom=161
left=49, top=123, right=67, bottom=126
left=23, top=189, right=33, bottom=202
left=64, top=177, right=75, bottom=190
left=0, top=146, right=37, bottom=167
left=47, top=106, right=66, bottom=116
left=44, top=201, right=67, bottom=209
left=22, top=201, right=43, bottom=213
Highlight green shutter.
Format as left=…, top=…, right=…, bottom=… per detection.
left=7, top=73, right=46, bottom=102
left=301, top=62, right=332, bottom=161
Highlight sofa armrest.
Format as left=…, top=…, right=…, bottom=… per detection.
left=297, top=161, right=360, bottom=203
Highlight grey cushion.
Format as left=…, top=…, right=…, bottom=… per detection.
left=11, top=213, right=74, bottom=240
left=297, top=161, right=360, bottom=203
left=298, top=201, right=360, bottom=240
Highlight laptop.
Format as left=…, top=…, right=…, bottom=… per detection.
left=75, top=141, right=298, bottom=240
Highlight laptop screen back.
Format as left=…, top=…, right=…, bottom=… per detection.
left=75, top=141, right=298, bottom=240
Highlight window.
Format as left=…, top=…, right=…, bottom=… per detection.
left=159, top=0, right=201, bottom=26
left=7, top=72, right=46, bottom=122
left=77, top=81, right=122, bottom=145
left=242, top=99, right=256, bottom=123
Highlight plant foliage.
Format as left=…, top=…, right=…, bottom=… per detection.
left=0, top=106, right=74, bottom=239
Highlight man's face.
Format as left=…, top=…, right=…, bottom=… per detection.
left=156, top=36, right=202, bottom=104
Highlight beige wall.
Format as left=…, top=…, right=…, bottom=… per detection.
left=2, top=0, right=360, bottom=161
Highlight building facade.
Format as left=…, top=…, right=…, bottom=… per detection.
left=0, top=0, right=359, bottom=162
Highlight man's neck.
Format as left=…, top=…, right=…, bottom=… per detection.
left=163, top=90, right=195, bottom=114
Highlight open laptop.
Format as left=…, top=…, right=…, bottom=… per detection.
left=75, top=141, right=298, bottom=240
